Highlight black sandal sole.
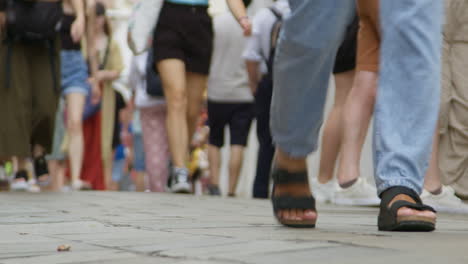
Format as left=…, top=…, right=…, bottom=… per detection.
left=271, top=169, right=317, bottom=229
left=379, top=221, right=435, bottom=232
left=277, top=220, right=316, bottom=228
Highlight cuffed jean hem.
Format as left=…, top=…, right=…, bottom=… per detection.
left=377, top=179, right=422, bottom=197
left=275, top=142, right=318, bottom=159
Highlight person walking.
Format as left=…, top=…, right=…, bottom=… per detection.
left=59, top=0, right=98, bottom=190
left=0, top=0, right=63, bottom=191
left=337, top=0, right=468, bottom=213
left=270, top=0, right=442, bottom=231
left=152, top=0, right=213, bottom=193
left=206, top=0, right=254, bottom=197
left=314, top=14, right=380, bottom=206
left=238, top=0, right=290, bottom=199
left=129, top=51, right=170, bottom=192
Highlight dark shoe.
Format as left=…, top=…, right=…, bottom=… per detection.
left=378, top=186, right=436, bottom=232
left=271, top=168, right=317, bottom=228
left=207, top=184, right=221, bottom=196
left=0, top=167, right=9, bottom=191
left=34, top=156, right=50, bottom=187
left=0, top=179, right=9, bottom=191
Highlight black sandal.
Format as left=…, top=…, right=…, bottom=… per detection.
left=271, top=169, right=317, bottom=228
left=378, top=186, right=436, bottom=232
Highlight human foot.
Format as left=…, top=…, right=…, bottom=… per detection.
left=272, top=169, right=317, bottom=228
left=421, top=186, right=468, bottom=214
left=71, top=180, right=92, bottom=191
left=391, top=194, right=436, bottom=220
left=334, top=178, right=380, bottom=206
left=378, top=186, right=436, bottom=232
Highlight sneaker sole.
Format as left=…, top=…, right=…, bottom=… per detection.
left=334, top=197, right=380, bottom=206
left=171, top=182, right=192, bottom=194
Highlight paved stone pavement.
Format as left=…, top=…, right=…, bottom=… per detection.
left=0, top=192, right=467, bottom=264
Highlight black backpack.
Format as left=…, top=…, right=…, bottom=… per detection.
left=5, top=0, right=63, bottom=42
left=146, top=46, right=164, bottom=97
left=264, top=7, right=283, bottom=81
left=3, top=0, right=63, bottom=91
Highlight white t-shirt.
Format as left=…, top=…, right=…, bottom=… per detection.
left=128, top=52, right=165, bottom=109
left=242, top=0, right=290, bottom=74
left=207, top=12, right=254, bottom=103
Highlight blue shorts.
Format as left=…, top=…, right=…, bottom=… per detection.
left=133, top=133, right=146, bottom=172
left=61, top=50, right=91, bottom=96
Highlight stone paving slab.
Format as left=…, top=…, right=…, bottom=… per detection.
left=0, top=192, right=467, bottom=264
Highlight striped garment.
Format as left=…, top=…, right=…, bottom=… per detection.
left=166, top=0, right=208, bottom=6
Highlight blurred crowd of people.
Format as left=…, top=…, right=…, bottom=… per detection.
left=0, top=0, right=467, bottom=222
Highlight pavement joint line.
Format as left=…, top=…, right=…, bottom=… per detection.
left=149, top=250, right=251, bottom=264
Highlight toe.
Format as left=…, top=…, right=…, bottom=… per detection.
left=303, top=210, right=317, bottom=220
left=296, top=209, right=304, bottom=221
left=277, top=210, right=283, bottom=219
left=290, top=209, right=297, bottom=220
left=418, top=210, right=436, bottom=219
left=397, top=207, right=436, bottom=220
left=283, top=210, right=291, bottom=220
left=397, top=207, right=414, bottom=217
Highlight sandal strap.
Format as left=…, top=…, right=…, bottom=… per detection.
left=380, top=186, right=422, bottom=206
left=272, top=169, right=309, bottom=184
left=390, top=201, right=436, bottom=213
left=272, top=196, right=316, bottom=211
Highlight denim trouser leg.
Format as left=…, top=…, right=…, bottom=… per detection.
left=374, top=0, right=444, bottom=195
left=271, top=0, right=356, bottom=158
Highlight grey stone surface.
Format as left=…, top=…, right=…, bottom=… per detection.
left=0, top=192, right=467, bottom=264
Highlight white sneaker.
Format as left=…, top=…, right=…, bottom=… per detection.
left=10, top=180, right=29, bottom=192
left=421, top=186, right=468, bottom=214
left=71, top=180, right=91, bottom=191
left=334, top=178, right=380, bottom=206
left=170, top=168, right=192, bottom=194
left=28, top=183, right=41, bottom=193
left=311, top=178, right=338, bottom=204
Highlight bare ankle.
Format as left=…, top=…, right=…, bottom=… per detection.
left=275, top=149, right=307, bottom=172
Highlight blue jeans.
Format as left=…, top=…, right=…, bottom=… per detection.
left=271, top=0, right=443, bottom=195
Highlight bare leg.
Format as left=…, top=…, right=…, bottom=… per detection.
left=337, top=71, right=377, bottom=185
left=208, top=145, right=221, bottom=187
left=48, top=160, right=65, bottom=191
left=135, top=172, right=146, bottom=192
left=65, top=93, right=86, bottom=185
left=157, top=59, right=188, bottom=168
left=104, top=154, right=113, bottom=190
left=186, top=72, right=208, bottom=142
left=318, top=70, right=354, bottom=184
left=424, top=127, right=443, bottom=193
left=228, top=145, right=245, bottom=195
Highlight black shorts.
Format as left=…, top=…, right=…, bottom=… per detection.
left=153, top=2, right=213, bottom=75
left=333, top=15, right=359, bottom=74
left=208, top=101, right=254, bottom=148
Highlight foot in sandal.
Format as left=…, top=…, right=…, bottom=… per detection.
left=271, top=169, right=318, bottom=228
left=378, top=186, right=436, bottom=232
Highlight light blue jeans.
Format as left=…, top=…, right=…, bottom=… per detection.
left=271, top=0, right=443, bottom=195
